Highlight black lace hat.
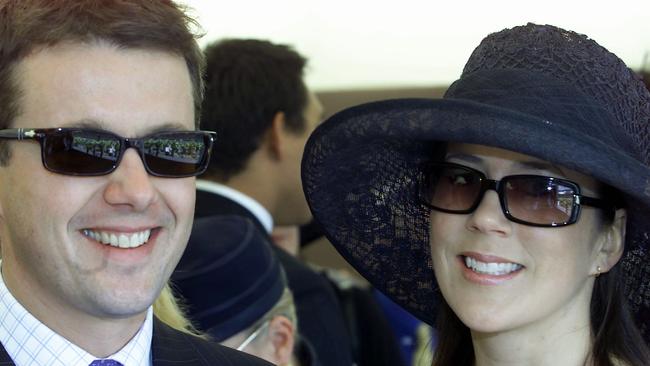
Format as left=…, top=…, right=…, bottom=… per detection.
left=302, top=24, right=650, bottom=337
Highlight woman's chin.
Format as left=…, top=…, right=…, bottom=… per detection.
left=453, top=306, right=518, bottom=335
left=462, top=320, right=506, bottom=335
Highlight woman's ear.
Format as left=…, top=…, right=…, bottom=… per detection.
left=594, top=208, right=626, bottom=275
left=267, top=315, right=295, bottom=365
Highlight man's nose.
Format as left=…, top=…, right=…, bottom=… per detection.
left=102, top=148, right=157, bottom=211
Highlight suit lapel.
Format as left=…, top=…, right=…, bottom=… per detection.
left=151, top=317, right=207, bottom=366
left=152, top=318, right=273, bottom=366
left=0, top=343, right=14, bottom=365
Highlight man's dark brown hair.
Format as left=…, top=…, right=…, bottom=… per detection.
left=0, top=0, right=205, bottom=164
left=200, top=39, right=308, bottom=181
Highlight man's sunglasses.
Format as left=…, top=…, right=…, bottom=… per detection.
left=419, top=162, right=616, bottom=227
left=0, top=128, right=217, bottom=177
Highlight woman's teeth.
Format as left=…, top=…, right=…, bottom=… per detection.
left=464, top=256, right=522, bottom=275
left=82, top=229, right=151, bottom=249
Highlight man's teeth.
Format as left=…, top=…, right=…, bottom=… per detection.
left=83, top=229, right=151, bottom=248
left=465, top=256, right=522, bottom=275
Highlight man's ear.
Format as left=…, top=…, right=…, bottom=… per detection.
left=267, top=315, right=295, bottom=365
left=267, top=111, right=286, bottom=161
left=594, top=208, right=626, bottom=275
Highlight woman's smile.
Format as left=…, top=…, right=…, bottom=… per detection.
left=459, top=252, right=525, bottom=285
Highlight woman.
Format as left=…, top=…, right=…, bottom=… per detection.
left=301, top=24, right=650, bottom=365
left=171, top=215, right=319, bottom=366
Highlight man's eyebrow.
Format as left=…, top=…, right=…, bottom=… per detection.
left=147, top=123, right=193, bottom=133
left=66, top=119, right=105, bottom=129
left=64, top=120, right=191, bottom=134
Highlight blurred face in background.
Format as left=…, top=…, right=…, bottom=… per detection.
left=275, top=90, right=323, bottom=226
left=221, top=315, right=295, bottom=365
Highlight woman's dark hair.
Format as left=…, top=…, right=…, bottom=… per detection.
left=590, top=264, right=650, bottom=365
left=430, top=299, right=473, bottom=366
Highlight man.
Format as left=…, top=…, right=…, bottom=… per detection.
left=195, top=39, right=354, bottom=366
left=0, top=1, right=270, bottom=365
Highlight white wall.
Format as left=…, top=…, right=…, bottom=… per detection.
left=179, top=0, right=650, bottom=91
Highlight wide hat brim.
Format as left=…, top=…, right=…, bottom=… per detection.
left=302, top=96, right=650, bottom=330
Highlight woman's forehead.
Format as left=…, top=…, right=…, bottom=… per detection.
left=446, top=143, right=544, bottom=164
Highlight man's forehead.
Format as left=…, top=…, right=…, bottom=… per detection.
left=14, top=41, right=192, bottom=91
left=12, top=42, right=195, bottom=133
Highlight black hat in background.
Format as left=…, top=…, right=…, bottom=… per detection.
left=172, top=215, right=286, bottom=341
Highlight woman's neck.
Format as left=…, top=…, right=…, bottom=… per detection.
left=470, top=291, right=593, bottom=366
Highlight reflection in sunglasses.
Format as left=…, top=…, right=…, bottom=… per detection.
left=0, top=127, right=216, bottom=177
left=420, top=162, right=615, bottom=227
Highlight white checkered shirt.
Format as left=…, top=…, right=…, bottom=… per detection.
left=0, top=264, right=153, bottom=366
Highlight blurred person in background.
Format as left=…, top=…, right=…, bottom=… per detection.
left=195, top=38, right=353, bottom=365
left=173, top=216, right=320, bottom=366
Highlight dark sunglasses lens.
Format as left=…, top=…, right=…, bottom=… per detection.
left=42, top=130, right=120, bottom=175
left=424, top=164, right=482, bottom=212
left=143, top=132, right=210, bottom=177
left=504, top=177, right=576, bottom=225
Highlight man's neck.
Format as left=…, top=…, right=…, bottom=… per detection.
left=199, top=173, right=276, bottom=232
left=225, top=176, right=276, bottom=217
left=2, top=260, right=147, bottom=358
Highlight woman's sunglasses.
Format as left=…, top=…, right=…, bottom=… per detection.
left=0, top=128, right=217, bottom=178
left=419, top=162, right=616, bottom=227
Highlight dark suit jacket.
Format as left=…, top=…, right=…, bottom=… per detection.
left=195, top=188, right=354, bottom=366
left=0, top=317, right=272, bottom=365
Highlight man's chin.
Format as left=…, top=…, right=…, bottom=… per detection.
left=83, top=284, right=161, bottom=320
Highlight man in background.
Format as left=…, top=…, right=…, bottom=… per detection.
left=195, top=38, right=354, bottom=366
left=0, top=1, right=270, bottom=365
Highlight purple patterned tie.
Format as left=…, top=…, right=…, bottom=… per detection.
left=89, top=360, right=124, bottom=366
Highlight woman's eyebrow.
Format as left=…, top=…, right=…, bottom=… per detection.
left=514, top=160, right=566, bottom=175
left=445, top=153, right=568, bottom=176
left=444, top=153, right=483, bottom=164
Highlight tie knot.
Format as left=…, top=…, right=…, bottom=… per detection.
left=89, top=359, right=124, bottom=366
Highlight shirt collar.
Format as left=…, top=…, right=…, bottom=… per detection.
left=196, top=179, right=274, bottom=233
left=0, top=261, right=153, bottom=366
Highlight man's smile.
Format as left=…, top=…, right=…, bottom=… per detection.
left=81, top=228, right=154, bottom=249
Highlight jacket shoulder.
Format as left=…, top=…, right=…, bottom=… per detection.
left=152, top=318, right=273, bottom=366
